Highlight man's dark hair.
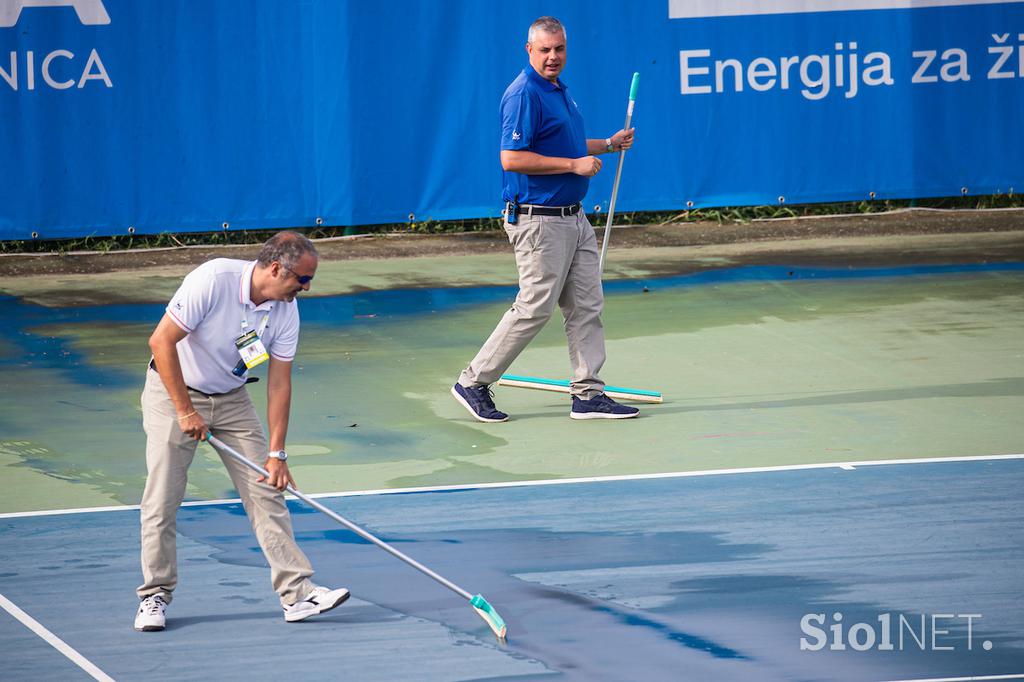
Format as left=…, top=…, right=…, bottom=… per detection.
left=528, top=16, right=565, bottom=44
left=256, top=231, right=318, bottom=269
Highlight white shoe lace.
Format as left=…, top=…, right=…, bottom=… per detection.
left=141, top=595, right=166, bottom=615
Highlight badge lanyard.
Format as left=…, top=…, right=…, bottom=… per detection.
left=241, top=307, right=272, bottom=339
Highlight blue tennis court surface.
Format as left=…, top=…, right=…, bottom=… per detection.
left=2, top=457, right=1022, bottom=681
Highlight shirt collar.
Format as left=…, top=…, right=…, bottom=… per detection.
left=239, top=260, right=274, bottom=311
left=525, top=66, right=566, bottom=92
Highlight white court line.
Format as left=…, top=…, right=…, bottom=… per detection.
left=1, top=452, right=1022, bottom=520
left=881, top=674, right=1024, bottom=682
left=0, top=592, right=115, bottom=682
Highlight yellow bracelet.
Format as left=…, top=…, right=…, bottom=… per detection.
left=176, top=410, right=197, bottom=421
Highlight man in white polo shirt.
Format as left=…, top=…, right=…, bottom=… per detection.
left=134, top=231, right=349, bottom=631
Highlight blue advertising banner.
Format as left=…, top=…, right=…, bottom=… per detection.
left=1, top=0, right=1022, bottom=240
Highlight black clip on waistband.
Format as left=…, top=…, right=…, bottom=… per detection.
left=505, top=200, right=519, bottom=225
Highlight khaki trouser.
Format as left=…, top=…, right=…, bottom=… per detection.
left=459, top=209, right=606, bottom=399
left=137, top=369, right=314, bottom=605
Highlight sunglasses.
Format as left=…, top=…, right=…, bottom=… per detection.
left=281, top=264, right=314, bottom=285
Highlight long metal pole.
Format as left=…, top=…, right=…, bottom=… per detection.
left=206, top=435, right=473, bottom=601
left=599, top=72, right=640, bottom=275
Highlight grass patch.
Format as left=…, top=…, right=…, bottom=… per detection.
left=2, top=193, right=1021, bottom=254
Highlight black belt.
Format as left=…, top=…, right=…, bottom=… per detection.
left=148, top=358, right=257, bottom=395
left=507, top=202, right=582, bottom=217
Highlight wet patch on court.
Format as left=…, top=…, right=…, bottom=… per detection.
left=0, top=265, right=1022, bottom=514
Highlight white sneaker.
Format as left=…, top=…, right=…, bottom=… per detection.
left=134, top=594, right=167, bottom=632
left=283, top=585, right=350, bottom=623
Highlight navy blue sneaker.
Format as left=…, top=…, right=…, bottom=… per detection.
left=570, top=393, right=640, bottom=420
left=451, top=383, right=509, bottom=423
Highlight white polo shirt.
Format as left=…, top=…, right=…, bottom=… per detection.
left=165, top=258, right=300, bottom=394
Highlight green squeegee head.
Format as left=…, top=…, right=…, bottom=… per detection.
left=470, top=594, right=508, bottom=641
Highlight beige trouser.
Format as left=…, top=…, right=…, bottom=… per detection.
left=137, top=369, right=314, bottom=605
left=459, top=209, right=606, bottom=399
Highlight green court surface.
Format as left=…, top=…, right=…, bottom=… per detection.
left=0, top=234, right=1022, bottom=514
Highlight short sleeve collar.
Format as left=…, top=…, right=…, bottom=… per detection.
left=525, top=65, right=566, bottom=92
left=238, top=260, right=274, bottom=312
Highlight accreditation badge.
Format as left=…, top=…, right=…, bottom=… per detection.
left=235, top=330, right=269, bottom=370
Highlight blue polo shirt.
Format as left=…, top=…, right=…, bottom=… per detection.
left=500, top=67, right=588, bottom=207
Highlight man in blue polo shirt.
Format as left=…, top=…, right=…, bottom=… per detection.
left=451, top=15, right=639, bottom=422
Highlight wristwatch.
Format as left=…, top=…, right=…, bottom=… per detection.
left=268, top=450, right=288, bottom=461
left=605, top=137, right=615, bottom=152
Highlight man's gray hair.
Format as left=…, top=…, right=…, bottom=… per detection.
left=256, top=231, right=318, bottom=269
left=528, top=16, right=566, bottom=44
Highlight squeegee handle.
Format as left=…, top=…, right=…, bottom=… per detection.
left=205, top=434, right=474, bottom=602
left=600, top=72, right=639, bottom=274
